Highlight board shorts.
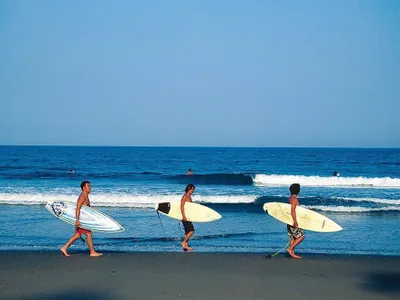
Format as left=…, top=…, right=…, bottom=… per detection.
left=182, top=220, right=194, bottom=234
left=76, top=227, right=91, bottom=235
left=287, top=225, right=304, bottom=239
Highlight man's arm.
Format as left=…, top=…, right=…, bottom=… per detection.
left=180, top=195, right=187, bottom=221
left=290, top=196, right=299, bottom=228
left=75, top=195, right=85, bottom=228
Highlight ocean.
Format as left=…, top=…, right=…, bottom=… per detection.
left=0, top=146, right=399, bottom=256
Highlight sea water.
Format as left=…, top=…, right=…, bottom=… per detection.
left=0, top=146, right=399, bottom=256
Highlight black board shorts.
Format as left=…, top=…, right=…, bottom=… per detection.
left=287, top=224, right=304, bottom=239
left=182, top=220, right=194, bottom=234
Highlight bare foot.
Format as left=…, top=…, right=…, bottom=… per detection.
left=90, top=252, right=103, bottom=257
left=181, top=242, right=193, bottom=251
left=287, top=248, right=301, bottom=259
left=60, top=247, right=70, bottom=257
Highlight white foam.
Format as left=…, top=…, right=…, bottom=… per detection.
left=253, top=174, right=400, bottom=188
left=333, top=197, right=400, bottom=205
left=305, top=205, right=400, bottom=213
left=0, top=193, right=257, bottom=207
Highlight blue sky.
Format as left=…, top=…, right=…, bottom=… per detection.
left=0, top=1, right=399, bottom=147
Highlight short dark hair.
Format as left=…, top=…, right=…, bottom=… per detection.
left=185, top=184, right=195, bottom=193
left=80, top=181, right=90, bottom=190
left=290, top=183, right=300, bottom=195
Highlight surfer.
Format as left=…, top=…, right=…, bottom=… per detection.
left=180, top=184, right=195, bottom=251
left=186, top=168, right=193, bottom=175
left=60, top=181, right=103, bottom=257
left=287, top=183, right=305, bottom=259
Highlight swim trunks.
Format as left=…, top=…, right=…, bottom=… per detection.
left=182, top=220, right=194, bottom=234
left=287, top=224, right=304, bottom=239
left=76, top=227, right=91, bottom=235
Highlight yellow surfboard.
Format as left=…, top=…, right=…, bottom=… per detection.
left=155, top=201, right=221, bottom=222
left=263, top=202, right=342, bottom=232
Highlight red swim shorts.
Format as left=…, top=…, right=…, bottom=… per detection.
left=76, top=227, right=91, bottom=235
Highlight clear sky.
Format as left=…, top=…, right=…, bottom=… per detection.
left=0, top=1, right=399, bottom=147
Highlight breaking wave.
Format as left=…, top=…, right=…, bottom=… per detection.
left=0, top=193, right=257, bottom=207
left=167, top=173, right=254, bottom=185
left=305, top=205, right=400, bottom=213
left=253, top=174, right=400, bottom=188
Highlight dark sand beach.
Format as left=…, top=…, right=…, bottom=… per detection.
left=1, top=252, right=399, bottom=300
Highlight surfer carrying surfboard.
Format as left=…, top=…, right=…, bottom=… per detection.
left=60, top=181, right=103, bottom=257
left=287, top=183, right=305, bottom=259
left=181, top=184, right=196, bottom=251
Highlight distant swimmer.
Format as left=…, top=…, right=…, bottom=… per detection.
left=186, top=168, right=193, bottom=175
left=180, top=184, right=195, bottom=251
left=69, top=169, right=75, bottom=174
left=60, top=181, right=103, bottom=257
left=287, top=183, right=305, bottom=259
left=332, top=171, right=340, bottom=177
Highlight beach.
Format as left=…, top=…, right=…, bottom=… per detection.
left=1, top=252, right=399, bottom=300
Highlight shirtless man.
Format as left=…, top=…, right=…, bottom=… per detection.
left=287, top=183, right=305, bottom=259
left=180, top=184, right=195, bottom=251
left=61, top=181, right=103, bottom=257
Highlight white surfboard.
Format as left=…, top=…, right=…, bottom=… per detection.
left=155, top=202, right=221, bottom=222
left=263, top=202, right=342, bottom=232
left=45, top=201, right=124, bottom=233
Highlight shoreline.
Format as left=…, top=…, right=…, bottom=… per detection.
left=1, top=251, right=399, bottom=299
left=1, top=249, right=399, bottom=258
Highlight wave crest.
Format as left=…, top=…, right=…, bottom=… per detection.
left=253, top=174, right=400, bottom=188
left=305, top=205, right=400, bottom=213
left=168, top=173, right=253, bottom=185
left=0, top=193, right=257, bottom=207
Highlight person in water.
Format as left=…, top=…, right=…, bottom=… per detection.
left=186, top=168, right=193, bottom=175
left=61, top=181, right=103, bottom=257
left=180, top=184, right=195, bottom=251
left=287, top=183, right=305, bottom=259
left=332, top=171, right=340, bottom=177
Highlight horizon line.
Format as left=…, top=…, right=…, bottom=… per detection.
left=0, top=144, right=399, bottom=149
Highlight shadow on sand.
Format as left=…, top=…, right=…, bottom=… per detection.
left=361, top=271, right=400, bottom=295
left=22, top=290, right=112, bottom=300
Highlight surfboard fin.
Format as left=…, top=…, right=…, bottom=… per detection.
left=157, top=202, right=171, bottom=214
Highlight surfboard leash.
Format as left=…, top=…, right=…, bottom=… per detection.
left=178, top=222, right=184, bottom=240
left=156, top=210, right=185, bottom=243
left=156, top=211, right=167, bottom=236
left=265, top=240, right=290, bottom=259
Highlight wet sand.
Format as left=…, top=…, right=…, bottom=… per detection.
left=0, top=252, right=399, bottom=300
